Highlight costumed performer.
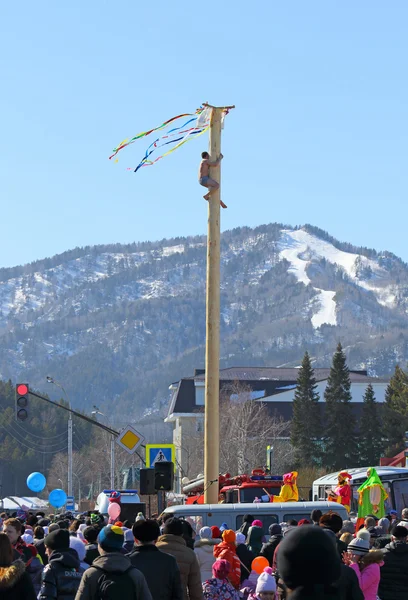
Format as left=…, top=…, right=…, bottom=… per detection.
left=271, top=471, right=299, bottom=502
left=327, top=471, right=352, bottom=512
left=356, top=467, right=388, bottom=530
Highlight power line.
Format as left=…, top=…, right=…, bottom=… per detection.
left=7, top=422, right=68, bottom=450
left=11, top=418, right=67, bottom=440
left=0, top=424, right=68, bottom=455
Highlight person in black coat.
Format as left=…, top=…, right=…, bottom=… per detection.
left=378, top=525, right=408, bottom=600
left=127, top=519, right=183, bottom=600
left=38, top=529, right=84, bottom=600
left=238, top=514, right=254, bottom=539
left=260, top=523, right=283, bottom=567
left=0, top=532, right=36, bottom=600
left=235, top=532, right=254, bottom=582
left=34, top=526, right=48, bottom=565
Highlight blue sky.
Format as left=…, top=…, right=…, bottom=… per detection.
left=1, top=1, right=407, bottom=267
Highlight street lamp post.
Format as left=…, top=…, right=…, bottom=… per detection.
left=92, top=406, right=115, bottom=490
left=47, top=377, right=73, bottom=499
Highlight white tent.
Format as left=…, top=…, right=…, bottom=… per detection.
left=0, top=496, right=48, bottom=511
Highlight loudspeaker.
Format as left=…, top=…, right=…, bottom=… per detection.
left=139, top=468, right=155, bottom=495
left=154, top=461, right=174, bottom=491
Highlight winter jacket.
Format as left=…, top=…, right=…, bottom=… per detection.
left=378, top=541, right=408, bottom=600
left=238, top=521, right=252, bottom=539
left=194, top=538, right=217, bottom=582
left=202, top=577, right=240, bottom=600
left=156, top=533, right=203, bottom=600
left=213, top=541, right=241, bottom=589
left=260, top=534, right=282, bottom=567
left=334, top=564, right=364, bottom=600
left=373, top=534, right=391, bottom=549
left=127, top=544, right=183, bottom=600
left=39, top=549, right=84, bottom=600
left=26, top=553, right=44, bottom=594
left=246, top=526, right=264, bottom=556
left=235, top=543, right=254, bottom=583
left=74, top=551, right=152, bottom=600
left=349, top=562, right=382, bottom=600
left=0, top=559, right=36, bottom=600
left=84, top=543, right=99, bottom=565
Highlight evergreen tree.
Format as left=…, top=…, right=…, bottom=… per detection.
left=383, top=365, right=408, bottom=453
left=358, top=384, right=384, bottom=465
left=291, top=351, right=322, bottom=466
left=323, top=343, right=358, bottom=469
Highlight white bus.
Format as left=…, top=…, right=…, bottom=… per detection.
left=313, top=466, right=408, bottom=515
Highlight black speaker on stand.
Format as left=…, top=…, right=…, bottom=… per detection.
left=154, top=461, right=174, bottom=491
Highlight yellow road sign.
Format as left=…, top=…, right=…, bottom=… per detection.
left=116, top=426, right=145, bottom=454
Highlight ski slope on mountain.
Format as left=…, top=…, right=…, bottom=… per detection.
left=278, top=228, right=395, bottom=328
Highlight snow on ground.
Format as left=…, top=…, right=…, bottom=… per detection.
left=311, top=290, right=337, bottom=328
left=162, top=245, right=185, bottom=256
left=278, top=228, right=396, bottom=327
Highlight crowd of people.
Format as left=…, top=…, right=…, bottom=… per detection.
left=0, top=506, right=407, bottom=600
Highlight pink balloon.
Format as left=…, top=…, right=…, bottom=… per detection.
left=108, top=503, right=121, bottom=519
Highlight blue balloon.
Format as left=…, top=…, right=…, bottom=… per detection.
left=27, top=472, right=46, bottom=493
left=49, top=488, right=67, bottom=508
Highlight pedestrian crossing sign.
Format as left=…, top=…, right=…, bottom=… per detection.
left=146, top=443, right=175, bottom=468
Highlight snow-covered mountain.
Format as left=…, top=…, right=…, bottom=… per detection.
left=0, top=223, right=407, bottom=417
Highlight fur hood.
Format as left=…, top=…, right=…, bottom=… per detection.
left=0, top=559, right=25, bottom=589
left=194, top=538, right=220, bottom=548
left=361, top=549, right=384, bottom=567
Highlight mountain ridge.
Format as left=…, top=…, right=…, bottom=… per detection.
left=1, top=222, right=407, bottom=420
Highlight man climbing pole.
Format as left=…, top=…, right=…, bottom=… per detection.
left=198, top=151, right=227, bottom=208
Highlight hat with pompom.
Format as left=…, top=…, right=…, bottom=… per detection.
left=256, top=567, right=277, bottom=593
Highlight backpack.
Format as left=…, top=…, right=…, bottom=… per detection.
left=94, top=565, right=136, bottom=600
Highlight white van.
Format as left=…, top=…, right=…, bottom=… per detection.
left=162, top=501, right=347, bottom=536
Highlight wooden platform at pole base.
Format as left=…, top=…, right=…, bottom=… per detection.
left=204, top=108, right=222, bottom=504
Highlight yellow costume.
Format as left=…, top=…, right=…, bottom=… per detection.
left=272, top=471, right=299, bottom=502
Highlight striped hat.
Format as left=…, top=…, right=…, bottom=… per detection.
left=348, top=537, right=370, bottom=555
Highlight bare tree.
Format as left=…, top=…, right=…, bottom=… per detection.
left=179, top=382, right=294, bottom=480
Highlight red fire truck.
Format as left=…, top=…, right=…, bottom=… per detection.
left=183, top=469, right=284, bottom=504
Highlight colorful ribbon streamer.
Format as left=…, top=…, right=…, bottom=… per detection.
left=109, top=106, right=215, bottom=173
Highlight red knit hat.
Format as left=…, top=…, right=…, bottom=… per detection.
left=298, top=519, right=311, bottom=526
left=211, top=525, right=221, bottom=539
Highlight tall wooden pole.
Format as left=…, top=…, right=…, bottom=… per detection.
left=204, top=107, right=222, bottom=504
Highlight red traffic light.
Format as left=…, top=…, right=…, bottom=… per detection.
left=17, top=384, right=28, bottom=396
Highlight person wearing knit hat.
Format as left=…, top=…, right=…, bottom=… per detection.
left=259, top=524, right=282, bottom=568
left=277, top=526, right=341, bottom=600
left=211, top=525, right=222, bottom=541
left=247, top=521, right=266, bottom=557
left=220, top=522, right=228, bottom=532
left=344, top=538, right=384, bottom=600
left=255, top=566, right=276, bottom=599
left=213, top=530, right=241, bottom=589
left=69, top=535, right=89, bottom=571
left=202, top=558, right=239, bottom=599
left=75, top=524, right=153, bottom=600
left=235, top=532, right=255, bottom=584
left=136, top=512, right=145, bottom=522
left=347, top=537, right=370, bottom=556
left=97, top=524, right=124, bottom=552
left=39, top=528, right=84, bottom=599
left=297, top=519, right=310, bottom=526
left=194, top=526, right=218, bottom=583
